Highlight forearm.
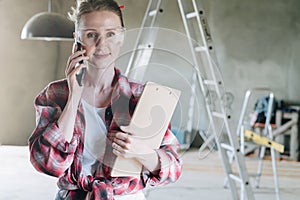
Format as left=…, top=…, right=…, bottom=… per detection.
left=29, top=122, right=78, bottom=177
left=136, top=150, right=160, bottom=174
left=57, top=95, right=80, bottom=142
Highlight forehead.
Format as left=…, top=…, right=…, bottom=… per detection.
left=78, top=10, right=121, bottom=29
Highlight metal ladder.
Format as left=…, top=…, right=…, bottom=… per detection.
left=177, top=0, right=254, bottom=199
left=124, top=0, right=167, bottom=79
left=236, top=88, right=280, bottom=200
left=124, top=0, right=254, bottom=199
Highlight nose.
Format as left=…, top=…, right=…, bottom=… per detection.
left=95, top=36, right=106, bottom=47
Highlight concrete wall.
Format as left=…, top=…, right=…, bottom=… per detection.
left=1, top=0, right=300, bottom=145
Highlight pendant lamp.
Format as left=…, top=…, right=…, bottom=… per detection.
left=21, top=0, right=74, bottom=41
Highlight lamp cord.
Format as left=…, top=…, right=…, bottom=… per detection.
left=48, top=0, right=52, bottom=12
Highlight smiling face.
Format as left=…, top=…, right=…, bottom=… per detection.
left=77, top=11, right=124, bottom=69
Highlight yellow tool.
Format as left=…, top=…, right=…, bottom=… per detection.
left=244, top=130, right=284, bottom=153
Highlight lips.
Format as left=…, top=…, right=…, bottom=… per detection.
left=93, top=52, right=110, bottom=59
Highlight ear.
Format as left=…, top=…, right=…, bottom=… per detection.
left=73, top=32, right=77, bottom=41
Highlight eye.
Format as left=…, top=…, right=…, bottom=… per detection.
left=86, top=32, right=98, bottom=39
left=106, top=31, right=116, bottom=38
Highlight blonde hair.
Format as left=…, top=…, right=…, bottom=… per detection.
left=68, top=0, right=124, bottom=30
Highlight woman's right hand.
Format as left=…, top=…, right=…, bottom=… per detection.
left=65, top=43, right=89, bottom=99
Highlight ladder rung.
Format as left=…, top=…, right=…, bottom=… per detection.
left=229, top=173, right=242, bottom=184
left=149, top=10, right=157, bottom=17
left=212, top=111, right=225, bottom=119
left=203, top=80, right=217, bottom=85
left=248, top=173, right=261, bottom=178
left=186, top=12, right=197, bottom=19
left=195, top=46, right=207, bottom=52
left=220, top=143, right=234, bottom=152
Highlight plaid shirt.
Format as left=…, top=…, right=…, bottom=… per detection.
left=29, top=68, right=182, bottom=200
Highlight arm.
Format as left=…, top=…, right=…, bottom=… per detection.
left=29, top=45, right=88, bottom=177
left=113, top=126, right=183, bottom=185
left=147, top=128, right=183, bottom=185
left=28, top=82, right=81, bottom=177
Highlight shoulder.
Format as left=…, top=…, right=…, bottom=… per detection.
left=115, top=68, right=145, bottom=98
left=127, top=77, right=145, bottom=97
left=40, top=79, right=68, bottom=96
left=35, top=79, right=68, bottom=106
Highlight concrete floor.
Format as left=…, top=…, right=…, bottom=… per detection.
left=1, top=146, right=299, bottom=200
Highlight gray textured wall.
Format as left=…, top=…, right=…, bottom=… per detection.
left=1, top=0, right=300, bottom=145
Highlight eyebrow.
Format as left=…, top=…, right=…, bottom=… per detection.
left=78, top=27, right=123, bottom=31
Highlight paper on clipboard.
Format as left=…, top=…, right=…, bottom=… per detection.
left=111, top=82, right=181, bottom=177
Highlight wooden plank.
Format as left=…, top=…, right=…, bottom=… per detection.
left=244, top=130, right=284, bottom=153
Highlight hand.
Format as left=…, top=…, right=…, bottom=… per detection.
left=65, top=43, right=89, bottom=97
left=112, top=126, right=154, bottom=159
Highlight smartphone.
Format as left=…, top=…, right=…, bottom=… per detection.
left=75, top=42, right=86, bottom=86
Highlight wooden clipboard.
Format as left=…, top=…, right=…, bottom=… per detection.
left=111, top=82, right=181, bottom=177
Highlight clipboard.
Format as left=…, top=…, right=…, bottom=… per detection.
left=111, top=82, right=181, bottom=177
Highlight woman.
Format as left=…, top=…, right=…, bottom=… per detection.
left=28, top=0, right=182, bottom=199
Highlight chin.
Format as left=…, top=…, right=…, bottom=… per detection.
left=89, top=59, right=115, bottom=70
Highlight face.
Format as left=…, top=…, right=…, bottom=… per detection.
left=76, top=11, right=124, bottom=69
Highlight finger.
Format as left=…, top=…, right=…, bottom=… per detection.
left=114, top=138, right=130, bottom=150
left=120, top=126, right=134, bottom=136
left=120, top=126, right=130, bottom=133
left=115, top=132, right=130, bottom=143
left=72, top=42, right=77, bottom=54
left=112, top=142, right=125, bottom=154
left=66, top=56, right=88, bottom=75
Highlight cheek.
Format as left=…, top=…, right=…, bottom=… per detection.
left=84, top=46, right=95, bottom=56
left=109, top=42, right=122, bottom=56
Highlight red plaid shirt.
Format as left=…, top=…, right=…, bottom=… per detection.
left=29, top=68, right=182, bottom=199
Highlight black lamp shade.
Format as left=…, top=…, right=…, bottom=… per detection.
left=21, top=12, right=75, bottom=41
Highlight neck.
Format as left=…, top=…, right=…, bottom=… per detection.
left=84, top=64, right=115, bottom=90
left=81, top=65, right=116, bottom=107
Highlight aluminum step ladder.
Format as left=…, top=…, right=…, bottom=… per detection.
left=235, top=88, right=280, bottom=200
left=124, top=0, right=254, bottom=199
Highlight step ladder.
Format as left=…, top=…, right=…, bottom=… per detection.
left=235, top=88, right=280, bottom=200
left=124, top=0, right=254, bottom=199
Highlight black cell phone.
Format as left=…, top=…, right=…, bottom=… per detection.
left=75, top=42, right=86, bottom=86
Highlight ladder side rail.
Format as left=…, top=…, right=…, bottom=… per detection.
left=264, top=92, right=275, bottom=137
left=204, top=101, right=240, bottom=200
left=149, top=0, right=163, bottom=27
left=177, top=0, right=206, bottom=140
left=268, top=125, right=281, bottom=200
left=218, top=88, right=254, bottom=199
left=186, top=72, right=197, bottom=133
left=177, top=0, right=202, bottom=71
left=236, top=89, right=252, bottom=136
left=191, top=0, right=219, bottom=86
left=255, top=91, right=275, bottom=184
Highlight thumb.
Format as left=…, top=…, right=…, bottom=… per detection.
left=120, top=125, right=130, bottom=133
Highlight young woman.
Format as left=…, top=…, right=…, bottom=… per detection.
left=28, top=0, right=182, bottom=199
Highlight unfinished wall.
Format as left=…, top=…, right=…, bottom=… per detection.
left=208, top=0, right=300, bottom=126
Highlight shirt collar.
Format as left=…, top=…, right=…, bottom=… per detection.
left=111, top=68, right=134, bottom=101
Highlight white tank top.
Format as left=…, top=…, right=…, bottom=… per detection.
left=81, top=100, right=107, bottom=176
left=81, top=100, right=146, bottom=200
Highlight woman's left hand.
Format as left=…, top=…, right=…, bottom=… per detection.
left=112, top=126, right=154, bottom=159
left=112, top=126, right=160, bottom=173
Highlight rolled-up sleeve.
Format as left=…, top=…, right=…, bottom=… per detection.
left=28, top=82, right=80, bottom=177
left=143, top=129, right=183, bottom=186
